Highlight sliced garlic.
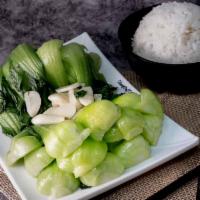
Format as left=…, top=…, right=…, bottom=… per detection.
left=48, top=93, right=69, bottom=107
left=24, top=91, right=41, bottom=117
left=31, top=114, right=65, bottom=125
left=79, top=87, right=94, bottom=106
left=43, top=103, right=76, bottom=118
left=56, top=83, right=85, bottom=93
left=68, top=89, right=83, bottom=110
left=94, top=94, right=102, bottom=101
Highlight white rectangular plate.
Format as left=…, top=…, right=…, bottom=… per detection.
left=0, top=32, right=199, bottom=200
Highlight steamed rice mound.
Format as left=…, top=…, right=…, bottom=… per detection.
left=132, top=2, right=200, bottom=64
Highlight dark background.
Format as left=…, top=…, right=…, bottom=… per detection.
left=0, top=0, right=198, bottom=73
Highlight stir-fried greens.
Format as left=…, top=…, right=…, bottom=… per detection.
left=0, top=41, right=115, bottom=137
left=0, top=39, right=164, bottom=198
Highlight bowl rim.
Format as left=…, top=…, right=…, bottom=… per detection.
left=118, top=4, right=200, bottom=67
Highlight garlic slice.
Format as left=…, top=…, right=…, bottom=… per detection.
left=24, top=91, right=41, bottom=117
left=48, top=93, right=69, bottom=107
left=43, top=103, right=76, bottom=118
left=79, top=87, right=94, bottom=106
left=56, top=83, right=85, bottom=93
left=94, top=94, right=102, bottom=101
left=31, top=114, right=65, bottom=125
left=68, top=89, right=83, bottom=110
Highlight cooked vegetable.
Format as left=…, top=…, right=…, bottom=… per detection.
left=0, top=68, right=5, bottom=112
left=107, top=141, right=123, bottom=152
left=0, top=111, right=21, bottom=137
left=1, top=58, right=46, bottom=109
left=75, top=90, right=87, bottom=98
left=0, top=55, right=52, bottom=135
left=142, top=114, right=163, bottom=145
left=24, top=147, right=54, bottom=177
left=113, top=89, right=163, bottom=118
left=37, top=162, right=79, bottom=198
left=139, top=89, right=163, bottom=117
left=1, top=60, right=27, bottom=110
left=57, top=156, right=73, bottom=173
left=33, top=120, right=90, bottom=158
left=112, top=135, right=150, bottom=168
left=57, top=139, right=107, bottom=177
left=113, top=92, right=140, bottom=110
left=61, top=43, right=92, bottom=85
left=88, top=52, right=105, bottom=82
left=92, top=80, right=118, bottom=100
left=61, top=138, right=107, bottom=178
left=104, top=126, right=123, bottom=143
left=37, top=39, right=68, bottom=88
left=9, top=44, right=44, bottom=80
left=1, top=38, right=165, bottom=198
left=117, top=108, right=144, bottom=140
left=6, top=130, right=42, bottom=166
left=80, top=153, right=124, bottom=186
left=74, top=100, right=121, bottom=141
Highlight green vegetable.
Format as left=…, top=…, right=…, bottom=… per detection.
left=61, top=43, right=92, bottom=85
left=9, top=44, right=44, bottom=80
left=6, top=130, right=42, bottom=166
left=57, top=156, right=73, bottom=173
left=1, top=60, right=45, bottom=111
left=75, top=90, right=87, bottom=98
left=24, top=147, right=54, bottom=177
left=107, top=141, right=123, bottom=152
left=113, top=92, right=140, bottom=110
left=0, top=68, right=5, bottom=113
left=88, top=52, right=105, bottom=82
left=139, top=89, right=163, bottom=117
left=103, top=126, right=123, bottom=143
left=33, top=120, right=90, bottom=158
left=57, top=138, right=108, bottom=178
left=37, top=39, right=68, bottom=88
left=74, top=100, right=121, bottom=141
left=80, top=153, right=124, bottom=186
left=0, top=111, right=21, bottom=137
left=142, top=114, right=163, bottom=145
left=92, top=80, right=118, bottom=100
left=1, top=60, right=24, bottom=110
left=113, top=89, right=163, bottom=118
left=63, top=138, right=107, bottom=178
left=0, top=58, right=50, bottom=125
left=117, top=108, right=144, bottom=140
left=37, top=162, right=79, bottom=198
left=112, top=135, right=150, bottom=168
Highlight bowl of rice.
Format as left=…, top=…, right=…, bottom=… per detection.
left=118, top=1, right=200, bottom=93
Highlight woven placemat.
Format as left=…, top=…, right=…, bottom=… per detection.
left=165, top=177, right=198, bottom=200
left=0, top=69, right=199, bottom=200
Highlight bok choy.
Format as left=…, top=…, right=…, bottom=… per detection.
left=37, top=162, right=79, bottom=198
left=33, top=120, right=90, bottom=158
left=6, top=130, right=42, bottom=166
left=37, top=39, right=68, bottom=88
left=80, top=153, right=124, bottom=186
left=24, top=147, right=54, bottom=177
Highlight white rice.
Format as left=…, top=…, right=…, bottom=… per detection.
left=132, top=2, right=200, bottom=64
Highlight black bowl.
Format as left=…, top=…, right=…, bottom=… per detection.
left=118, top=6, right=200, bottom=93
